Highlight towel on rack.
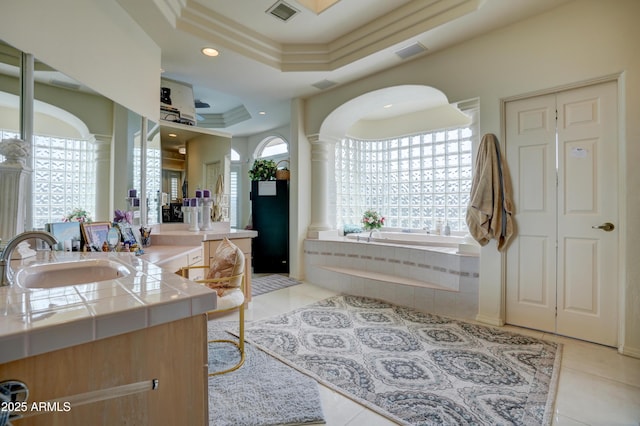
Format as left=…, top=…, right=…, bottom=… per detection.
left=466, top=133, right=514, bottom=251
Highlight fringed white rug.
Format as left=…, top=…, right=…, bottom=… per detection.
left=240, top=295, right=562, bottom=426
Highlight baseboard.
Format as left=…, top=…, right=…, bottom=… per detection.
left=475, top=313, right=505, bottom=327
left=618, top=344, right=640, bottom=359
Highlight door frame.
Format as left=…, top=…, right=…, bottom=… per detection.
left=498, top=72, right=626, bottom=348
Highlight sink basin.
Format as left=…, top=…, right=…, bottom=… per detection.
left=14, top=259, right=132, bottom=289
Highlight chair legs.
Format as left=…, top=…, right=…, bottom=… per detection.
left=207, top=304, right=245, bottom=376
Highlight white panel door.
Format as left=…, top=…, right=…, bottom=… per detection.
left=505, top=81, right=618, bottom=346
left=505, top=94, right=558, bottom=333
left=555, top=81, right=618, bottom=345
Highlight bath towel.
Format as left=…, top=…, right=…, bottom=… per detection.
left=466, top=133, right=514, bottom=251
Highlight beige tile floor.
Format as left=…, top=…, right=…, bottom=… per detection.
left=210, top=281, right=640, bottom=426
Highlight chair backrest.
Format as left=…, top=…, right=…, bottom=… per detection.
left=228, top=249, right=245, bottom=288
left=206, top=237, right=245, bottom=291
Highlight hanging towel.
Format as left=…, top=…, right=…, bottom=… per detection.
left=466, top=133, right=514, bottom=251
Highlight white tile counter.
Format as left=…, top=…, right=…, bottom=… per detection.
left=0, top=251, right=217, bottom=364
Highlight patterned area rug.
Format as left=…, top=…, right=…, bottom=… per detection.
left=242, top=295, right=562, bottom=426
left=208, top=329, right=325, bottom=426
left=252, top=274, right=302, bottom=297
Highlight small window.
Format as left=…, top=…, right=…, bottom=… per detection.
left=259, top=137, right=288, bottom=158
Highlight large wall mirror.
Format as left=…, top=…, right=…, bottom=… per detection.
left=0, top=39, right=231, bottom=229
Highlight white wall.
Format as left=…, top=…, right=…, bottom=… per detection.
left=300, top=0, right=640, bottom=356
left=0, top=0, right=160, bottom=120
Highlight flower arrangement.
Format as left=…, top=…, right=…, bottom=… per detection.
left=249, top=159, right=277, bottom=181
left=63, top=207, right=93, bottom=223
left=361, top=209, right=385, bottom=231
left=113, top=209, right=133, bottom=224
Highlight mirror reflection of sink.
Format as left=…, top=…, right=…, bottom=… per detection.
left=15, top=259, right=132, bottom=289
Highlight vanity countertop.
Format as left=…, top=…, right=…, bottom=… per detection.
left=0, top=251, right=217, bottom=364
left=151, top=227, right=257, bottom=246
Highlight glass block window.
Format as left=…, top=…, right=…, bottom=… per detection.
left=335, top=101, right=478, bottom=232
left=1, top=129, right=97, bottom=230
left=133, top=145, right=161, bottom=225
left=32, top=135, right=97, bottom=229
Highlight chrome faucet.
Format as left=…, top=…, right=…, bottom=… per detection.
left=367, top=229, right=381, bottom=242
left=0, top=231, right=58, bottom=286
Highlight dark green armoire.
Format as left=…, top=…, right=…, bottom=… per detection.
left=250, top=180, right=289, bottom=273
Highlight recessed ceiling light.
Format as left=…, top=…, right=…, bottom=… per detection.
left=168, top=133, right=177, bottom=138
left=384, top=104, right=393, bottom=109
left=201, top=47, right=219, bottom=57
left=259, top=111, right=266, bottom=115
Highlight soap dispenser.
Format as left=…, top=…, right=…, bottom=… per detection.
left=444, top=222, right=451, bottom=236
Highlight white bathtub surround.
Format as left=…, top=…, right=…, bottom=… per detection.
left=304, top=238, right=479, bottom=320
left=345, top=230, right=481, bottom=254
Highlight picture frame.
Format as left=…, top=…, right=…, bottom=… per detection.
left=80, top=222, right=111, bottom=252
left=115, top=222, right=142, bottom=250
left=45, top=221, right=81, bottom=251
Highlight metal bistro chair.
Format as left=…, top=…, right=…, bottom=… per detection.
left=180, top=245, right=246, bottom=377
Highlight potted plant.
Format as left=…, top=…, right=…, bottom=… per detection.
left=249, top=159, right=277, bottom=181
left=62, top=207, right=93, bottom=223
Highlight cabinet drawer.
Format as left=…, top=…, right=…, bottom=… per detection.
left=188, top=249, right=203, bottom=266
left=189, top=268, right=205, bottom=281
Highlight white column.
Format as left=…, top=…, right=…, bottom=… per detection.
left=307, top=134, right=336, bottom=238
left=92, top=136, right=111, bottom=222
left=20, top=53, right=34, bottom=230
left=0, top=139, right=31, bottom=241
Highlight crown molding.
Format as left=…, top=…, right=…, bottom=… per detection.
left=159, top=0, right=481, bottom=72
left=152, top=0, right=187, bottom=27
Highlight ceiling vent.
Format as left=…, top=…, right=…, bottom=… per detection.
left=266, top=1, right=300, bottom=22
left=312, top=79, right=337, bottom=90
left=394, top=42, right=428, bottom=60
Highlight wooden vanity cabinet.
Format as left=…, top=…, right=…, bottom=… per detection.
left=0, top=315, right=208, bottom=425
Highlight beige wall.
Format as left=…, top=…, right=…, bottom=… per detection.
left=300, top=0, right=640, bottom=356
left=186, top=134, right=231, bottom=198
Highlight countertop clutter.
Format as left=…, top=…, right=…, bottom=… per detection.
left=0, top=226, right=258, bottom=364
left=0, top=251, right=216, bottom=364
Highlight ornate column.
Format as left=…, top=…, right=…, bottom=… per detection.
left=306, top=134, right=336, bottom=238
left=0, top=139, right=31, bottom=242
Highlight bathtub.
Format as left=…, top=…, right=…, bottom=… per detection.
left=304, top=235, right=480, bottom=321
left=345, top=231, right=480, bottom=254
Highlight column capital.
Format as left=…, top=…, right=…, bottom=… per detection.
left=306, top=133, right=340, bottom=146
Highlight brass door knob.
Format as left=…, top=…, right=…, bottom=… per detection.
left=592, top=222, right=615, bottom=232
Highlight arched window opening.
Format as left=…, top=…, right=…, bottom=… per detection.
left=257, top=136, right=288, bottom=159
left=335, top=100, right=479, bottom=233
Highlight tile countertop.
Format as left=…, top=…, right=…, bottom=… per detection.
left=0, top=251, right=217, bottom=364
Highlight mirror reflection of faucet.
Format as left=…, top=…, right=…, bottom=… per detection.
left=0, top=231, right=58, bottom=286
